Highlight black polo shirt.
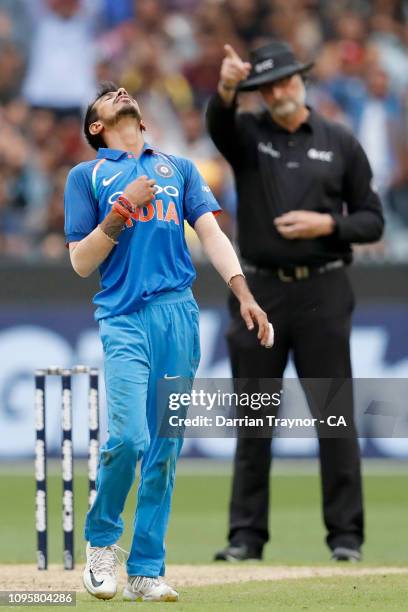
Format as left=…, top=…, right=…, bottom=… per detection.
left=206, top=93, right=384, bottom=267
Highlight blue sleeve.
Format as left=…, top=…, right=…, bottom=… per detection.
left=64, top=164, right=98, bottom=243
left=180, top=158, right=222, bottom=227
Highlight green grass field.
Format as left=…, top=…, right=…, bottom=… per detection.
left=1, top=459, right=408, bottom=609
left=6, top=576, right=408, bottom=612
left=1, top=576, right=407, bottom=612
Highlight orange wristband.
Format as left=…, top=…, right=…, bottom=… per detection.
left=117, top=195, right=135, bottom=213
left=112, top=201, right=131, bottom=220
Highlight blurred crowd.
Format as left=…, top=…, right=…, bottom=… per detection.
left=1, top=0, right=408, bottom=261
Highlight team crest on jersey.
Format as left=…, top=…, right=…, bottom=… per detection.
left=154, top=162, right=174, bottom=178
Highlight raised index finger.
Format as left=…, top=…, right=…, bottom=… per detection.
left=224, top=44, right=242, bottom=62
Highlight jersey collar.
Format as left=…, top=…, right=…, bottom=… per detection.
left=96, top=143, right=154, bottom=160
left=263, top=105, right=314, bottom=133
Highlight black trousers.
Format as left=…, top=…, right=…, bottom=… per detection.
left=226, top=267, right=364, bottom=551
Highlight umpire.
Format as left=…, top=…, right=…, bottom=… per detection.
left=206, top=40, right=384, bottom=562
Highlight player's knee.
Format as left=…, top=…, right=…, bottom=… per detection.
left=101, top=432, right=148, bottom=463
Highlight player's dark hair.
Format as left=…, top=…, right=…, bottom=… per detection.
left=83, top=81, right=119, bottom=151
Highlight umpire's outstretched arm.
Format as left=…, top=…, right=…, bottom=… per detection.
left=206, top=44, right=251, bottom=167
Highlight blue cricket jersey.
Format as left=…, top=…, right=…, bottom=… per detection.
left=64, top=144, right=221, bottom=320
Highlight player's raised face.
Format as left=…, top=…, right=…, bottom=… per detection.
left=94, top=87, right=142, bottom=126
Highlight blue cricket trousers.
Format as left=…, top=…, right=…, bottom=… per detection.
left=84, top=288, right=200, bottom=577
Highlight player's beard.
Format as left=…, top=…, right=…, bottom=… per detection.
left=104, top=103, right=142, bottom=127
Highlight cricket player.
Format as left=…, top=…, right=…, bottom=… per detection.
left=64, top=82, right=271, bottom=602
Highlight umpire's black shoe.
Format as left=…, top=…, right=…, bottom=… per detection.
left=331, top=546, right=362, bottom=562
left=214, top=544, right=263, bottom=562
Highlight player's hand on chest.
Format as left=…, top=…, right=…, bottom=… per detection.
left=100, top=163, right=182, bottom=227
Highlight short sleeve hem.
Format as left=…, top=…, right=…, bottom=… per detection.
left=187, top=203, right=221, bottom=227
left=65, top=232, right=89, bottom=244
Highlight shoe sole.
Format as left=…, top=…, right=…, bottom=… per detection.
left=123, top=588, right=178, bottom=602
left=331, top=547, right=361, bottom=563
left=83, top=574, right=117, bottom=600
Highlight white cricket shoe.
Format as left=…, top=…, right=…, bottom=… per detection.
left=123, top=576, right=179, bottom=602
left=83, top=542, right=127, bottom=600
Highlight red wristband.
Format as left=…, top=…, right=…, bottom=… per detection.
left=112, top=201, right=131, bottom=220
left=118, top=194, right=135, bottom=213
